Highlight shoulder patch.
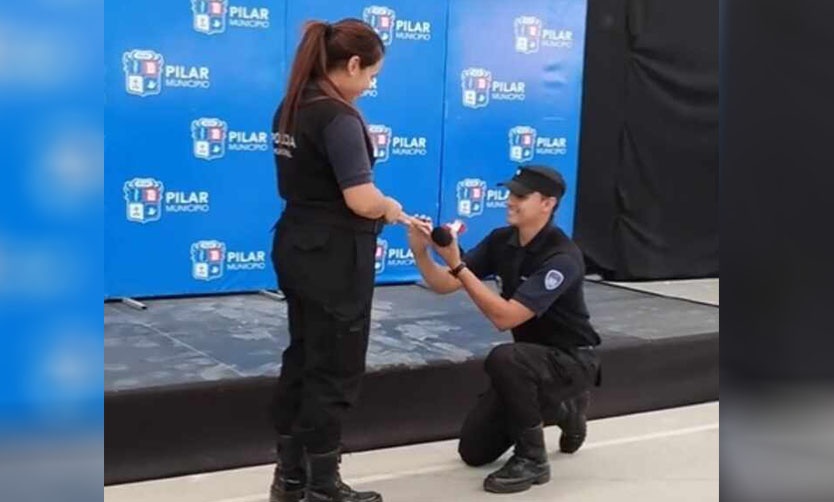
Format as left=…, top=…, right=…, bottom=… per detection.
left=544, top=269, right=564, bottom=291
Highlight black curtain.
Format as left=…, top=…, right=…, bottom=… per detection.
left=575, top=0, right=718, bottom=280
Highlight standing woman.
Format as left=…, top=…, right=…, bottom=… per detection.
left=268, top=18, right=405, bottom=502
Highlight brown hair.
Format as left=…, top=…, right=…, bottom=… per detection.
left=278, top=18, right=385, bottom=136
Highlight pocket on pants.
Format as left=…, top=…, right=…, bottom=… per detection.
left=276, top=226, right=345, bottom=301
left=575, top=349, right=601, bottom=386
left=291, top=230, right=331, bottom=251
left=546, top=350, right=579, bottom=386
left=539, top=350, right=580, bottom=419
left=329, top=314, right=370, bottom=380
left=275, top=225, right=329, bottom=283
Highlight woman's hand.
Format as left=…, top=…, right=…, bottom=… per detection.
left=382, top=197, right=406, bottom=225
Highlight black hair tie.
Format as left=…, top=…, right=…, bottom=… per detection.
left=324, top=23, right=333, bottom=38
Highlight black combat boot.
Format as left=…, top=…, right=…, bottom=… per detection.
left=557, top=391, right=590, bottom=454
left=306, top=449, right=383, bottom=502
left=269, top=435, right=306, bottom=502
left=483, top=424, right=550, bottom=494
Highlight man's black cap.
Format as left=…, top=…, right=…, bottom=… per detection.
left=498, top=165, right=566, bottom=199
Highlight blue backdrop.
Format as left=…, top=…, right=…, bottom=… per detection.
left=104, top=0, right=587, bottom=298
left=105, top=0, right=285, bottom=298
left=440, top=0, right=588, bottom=249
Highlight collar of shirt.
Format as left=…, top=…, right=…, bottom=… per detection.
left=505, top=224, right=557, bottom=254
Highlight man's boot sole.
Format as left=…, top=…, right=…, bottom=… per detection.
left=305, top=490, right=383, bottom=502
left=269, top=487, right=305, bottom=502
left=558, top=391, right=590, bottom=454
left=483, top=469, right=551, bottom=494
left=559, top=432, right=586, bottom=453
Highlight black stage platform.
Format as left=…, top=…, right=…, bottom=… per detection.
left=104, top=282, right=718, bottom=485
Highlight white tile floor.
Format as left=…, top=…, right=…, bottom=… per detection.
left=105, top=279, right=719, bottom=502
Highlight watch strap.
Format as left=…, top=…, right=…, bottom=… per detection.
left=449, top=262, right=467, bottom=278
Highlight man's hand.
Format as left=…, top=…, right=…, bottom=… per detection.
left=407, top=216, right=433, bottom=255
left=432, top=227, right=462, bottom=268
left=407, top=215, right=463, bottom=294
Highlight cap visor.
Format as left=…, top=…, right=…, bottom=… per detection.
left=498, top=179, right=534, bottom=196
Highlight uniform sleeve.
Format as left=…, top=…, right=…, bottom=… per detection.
left=322, top=114, right=373, bottom=190
left=462, top=232, right=495, bottom=279
left=512, top=253, right=581, bottom=316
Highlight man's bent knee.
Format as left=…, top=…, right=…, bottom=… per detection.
left=458, top=440, right=495, bottom=467
left=484, top=343, right=517, bottom=378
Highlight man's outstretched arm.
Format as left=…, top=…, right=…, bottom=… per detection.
left=413, top=246, right=463, bottom=294
left=425, top=228, right=535, bottom=331
left=452, top=266, right=535, bottom=331
left=455, top=249, right=581, bottom=332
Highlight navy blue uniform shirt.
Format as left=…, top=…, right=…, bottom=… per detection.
left=463, top=224, right=601, bottom=349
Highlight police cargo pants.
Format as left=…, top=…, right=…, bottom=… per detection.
left=270, top=219, right=377, bottom=454
left=458, top=342, right=600, bottom=466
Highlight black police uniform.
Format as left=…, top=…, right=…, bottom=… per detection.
left=269, top=84, right=383, bottom=456
left=456, top=222, right=602, bottom=467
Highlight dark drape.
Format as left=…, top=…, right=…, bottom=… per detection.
left=576, top=0, right=718, bottom=280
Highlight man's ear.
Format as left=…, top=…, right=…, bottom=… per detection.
left=544, top=195, right=558, bottom=212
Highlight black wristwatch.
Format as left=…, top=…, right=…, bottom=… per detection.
left=449, top=262, right=467, bottom=278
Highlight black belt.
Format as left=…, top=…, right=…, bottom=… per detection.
left=281, top=204, right=384, bottom=235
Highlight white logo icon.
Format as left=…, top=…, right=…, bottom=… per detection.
left=544, top=269, right=564, bottom=290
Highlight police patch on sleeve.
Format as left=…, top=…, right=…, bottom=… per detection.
left=544, top=269, right=564, bottom=291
